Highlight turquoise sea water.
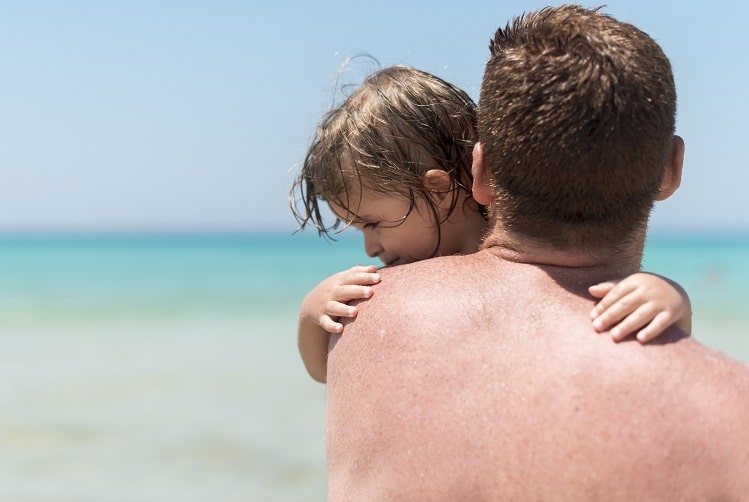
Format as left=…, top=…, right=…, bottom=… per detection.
left=0, top=231, right=747, bottom=501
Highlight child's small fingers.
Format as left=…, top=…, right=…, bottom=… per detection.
left=590, top=297, right=614, bottom=319
left=324, top=300, right=358, bottom=318
left=590, top=284, right=629, bottom=317
left=610, top=305, right=658, bottom=342
left=319, top=315, right=344, bottom=334
left=589, top=281, right=616, bottom=298
left=610, top=320, right=644, bottom=342
left=347, top=265, right=379, bottom=276
left=635, top=312, right=674, bottom=344
left=592, top=292, right=644, bottom=331
left=592, top=301, right=631, bottom=331
left=354, top=271, right=381, bottom=285
left=333, top=285, right=375, bottom=302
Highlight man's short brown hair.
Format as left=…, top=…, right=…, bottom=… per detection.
left=478, top=5, right=676, bottom=251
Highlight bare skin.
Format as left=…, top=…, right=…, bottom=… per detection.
left=324, top=138, right=749, bottom=499
left=589, top=272, right=692, bottom=342
left=297, top=265, right=380, bottom=382
left=299, top=265, right=691, bottom=382
left=297, top=173, right=692, bottom=383
left=326, top=252, right=749, bottom=501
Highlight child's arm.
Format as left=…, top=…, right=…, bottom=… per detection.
left=588, top=272, right=692, bottom=343
left=298, top=265, right=381, bottom=383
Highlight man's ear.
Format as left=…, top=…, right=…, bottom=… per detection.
left=423, top=169, right=452, bottom=202
left=471, top=142, right=493, bottom=205
left=656, top=135, right=684, bottom=201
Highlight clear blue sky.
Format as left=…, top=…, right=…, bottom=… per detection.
left=1, top=1, right=747, bottom=234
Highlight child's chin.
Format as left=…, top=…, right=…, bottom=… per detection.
left=384, top=259, right=409, bottom=268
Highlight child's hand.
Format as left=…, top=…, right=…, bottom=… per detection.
left=297, top=265, right=380, bottom=383
left=589, top=272, right=692, bottom=343
left=301, top=265, right=381, bottom=334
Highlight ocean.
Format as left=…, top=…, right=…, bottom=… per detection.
left=0, top=231, right=746, bottom=501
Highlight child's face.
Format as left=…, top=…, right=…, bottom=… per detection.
left=329, top=189, right=444, bottom=267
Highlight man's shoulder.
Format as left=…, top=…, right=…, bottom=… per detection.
left=379, top=253, right=478, bottom=277
left=374, top=254, right=480, bottom=295
left=339, top=254, right=485, bottom=333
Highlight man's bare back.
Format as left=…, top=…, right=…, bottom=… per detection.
left=326, top=252, right=749, bottom=500
left=324, top=5, right=749, bottom=499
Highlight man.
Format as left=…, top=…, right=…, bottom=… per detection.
left=326, top=5, right=749, bottom=500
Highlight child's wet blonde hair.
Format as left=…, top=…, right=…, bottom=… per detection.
left=290, top=63, right=478, bottom=248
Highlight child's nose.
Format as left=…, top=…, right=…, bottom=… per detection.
left=363, top=232, right=383, bottom=258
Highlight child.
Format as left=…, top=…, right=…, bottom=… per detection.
left=290, top=65, right=691, bottom=383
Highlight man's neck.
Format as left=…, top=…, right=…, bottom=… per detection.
left=479, top=230, right=644, bottom=284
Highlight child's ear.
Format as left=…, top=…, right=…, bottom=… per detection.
left=423, top=169, right=452, bottom=202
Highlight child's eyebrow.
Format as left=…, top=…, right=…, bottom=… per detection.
left=343, top=208, right=375, bottom=223
left=327, top=205, right=367, bottom=225
left=331, top=211, right=367, bottom=226
left=347, top=216, right=372, bottom=225
left=350, top=210, right=377, bottom=221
